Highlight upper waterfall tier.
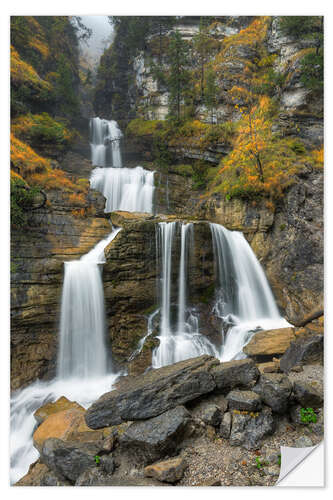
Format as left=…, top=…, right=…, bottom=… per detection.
left=90, top=117, right=123, bottom=168
left=90, top=166, right=155, bottom=214
left=89, top=117, right=155, bottom=214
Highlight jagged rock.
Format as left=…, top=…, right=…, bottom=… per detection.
left=189, top=400, right=222, bottom=427
left=226, top=390, right=262, bottom=411
left=33, top=408, right=92, bottom=452
left=144, top=456, right=188, bottom=483
left=219, top=412, right=232, bottom=439
left=229, top=407, right=275, bottom=449
left=243, top=328, right=296, bottom=360
left=211, top=359, right=260, bottom=392
left=293, top=381, right=323, bottom=407
left=34, top=396, right=84, bottom=425
left=85, top=355, right=218, bottom=428
left=253, top=373, right=292, bottom=414
left=119, top=406, right=191, bottom=464
left=279, top=334, right=323, bottom=373
left=40, top=438, right=103, bottom=483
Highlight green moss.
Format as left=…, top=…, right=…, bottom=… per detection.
left=171, top=164, right=194, bottom=177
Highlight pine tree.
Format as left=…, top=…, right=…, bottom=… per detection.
left=204, top=68, right=218, bottom=123
left=166, top=31, right=190, bottom=121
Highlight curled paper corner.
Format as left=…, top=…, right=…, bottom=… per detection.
left=276, top=441, right=324, bottom=487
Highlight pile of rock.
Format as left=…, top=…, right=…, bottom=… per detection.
left=17, top=342, right=323, bottom=486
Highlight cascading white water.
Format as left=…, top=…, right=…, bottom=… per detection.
left=210, top=223, right=289, bottom=361
left=10, top=228, right=121, bottom=484
left=89, top=118, right=155, bottom=214
left=58, top=228, right=121, bottom=379
left=90, top=166, right=155, bottom=214
left=90, top=117, right=123, bottom=168
left=152, top=222, right=218, bottom=368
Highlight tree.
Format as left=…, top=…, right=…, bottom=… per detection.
left=166, top=31, right=190, bottom=121
left=192, top=17, right=216, bottom=99
left=204, top=68, right=218, bottom=123
left=149, top=17, right=175, bottom=65
left=229, top=90, right=271, bottom=183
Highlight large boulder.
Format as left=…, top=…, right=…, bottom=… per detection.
left=144, top=456, right=188, bottom=483
left=229, top=407, right=275, bottom=449
left=33, top=408, right=94, bottom=452
left=279, top=334, right=323, bottom=373
left=85, top=356, right=260, bottom=429
left=40, top=438, right=103, bottom=483
left=34, top=396, right=84, bottom=425
left=226, top=390, right=262, bottom=411
left=253, top=373, right=292, bottom=414
left=243, top=328, right=296, bottom=360
left=119, top=405, right=191, bottom=464
left=85, top=355, right=218, bottom=428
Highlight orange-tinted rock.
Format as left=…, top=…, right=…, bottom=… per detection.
left=34, top=396, right=84, bottom=425
left=243, top=328, right=296, bottom=359
left=144, top=456, right=188, bottom=483
left=33, top=408, right=92, bottom=452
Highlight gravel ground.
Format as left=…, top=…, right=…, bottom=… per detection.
left=178, top=415, right=323, bottom=486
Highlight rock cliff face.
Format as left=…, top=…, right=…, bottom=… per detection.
left=10, top=151, right=110, bottom=390
left=103, top=213, right=218, bottom=370
left=195, top=167, right=323, bottom=324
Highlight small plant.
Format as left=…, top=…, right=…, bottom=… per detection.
left=255, top=456, right=267, bottom=469
left=300, top=407, right=317, bottom=424
left=277, top=454, right=281, bottom=466
left=94, top=455, right=101, bottom=465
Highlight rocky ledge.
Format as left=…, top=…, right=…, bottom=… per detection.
left=17, top=348, right=323, bottom=487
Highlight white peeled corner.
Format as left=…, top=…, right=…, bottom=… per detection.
left=276, top=441, right=324, bottom=486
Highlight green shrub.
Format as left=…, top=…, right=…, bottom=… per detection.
left=300, top=407, right=317, bottom=424
left=10, top=176, right=41, bottom=228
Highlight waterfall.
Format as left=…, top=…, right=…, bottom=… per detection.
left=10, top=229, right=121, bottom=484
left=90, top=166, right=155, bottom=214
left=210, top=223, right=289, bottom=361
left=89, top=118, right=155, bottom=214
left=58, top=228, right=121, bottom=379
left=90, top=117, right=122, bottom=168
left=152, top=222, right=218, bottom=368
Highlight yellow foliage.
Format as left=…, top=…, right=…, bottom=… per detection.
left=10, top=133, right=50, bottom=175
left=311, top=147, right=324, bottom=167
left=10, top=45, right=51, bottom=91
